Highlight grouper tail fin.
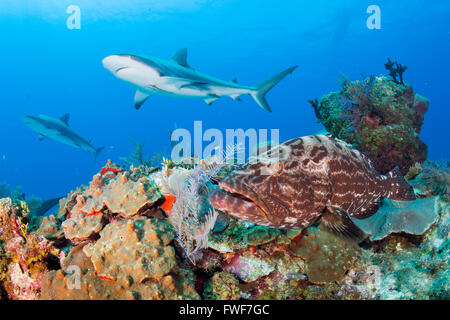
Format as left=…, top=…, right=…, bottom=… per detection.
left=382, top=166, right=416, bottom=201
left=250, top=66, right=298, bottom=112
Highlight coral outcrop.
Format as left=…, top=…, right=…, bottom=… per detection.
left=310, top=75, right=428, bottom=175
left=288, top=226, right=361, bottom=284
left=0, top=198, right=61, bottom=299
left=68, top=163, right=162, bottom=219
left=62, top=212, right=105, bottom=241
left=203, top=271, right=241, bottom=300
left=1, top=155, right=449, bottom=300
left=83, top=217, right=176, bottom=282
left=408, top=160, right=450, bottom=200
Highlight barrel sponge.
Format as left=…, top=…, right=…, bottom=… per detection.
left=353, top=196, right=443, bottom=241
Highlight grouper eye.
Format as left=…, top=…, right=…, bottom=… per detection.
left=259, top=161, right=283, bottom=176
left=271, top=161, right=283, bottom=173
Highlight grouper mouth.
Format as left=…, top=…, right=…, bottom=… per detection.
left=209, top=180, right=271, bottom=224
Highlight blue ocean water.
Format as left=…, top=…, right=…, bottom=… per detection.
left=0, top=0, right=449, bottom=200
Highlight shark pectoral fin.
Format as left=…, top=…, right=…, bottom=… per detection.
left=60, top=113, right=70, bottom=126
left=171, top=48, right=191, bottom=69
left=204, top=95, right=220, bottom=106
left=134, top=90, right=151, bottom=110
left=230, top=94, right=242, bottom=101
left=38, top=134, right=45, bottom=141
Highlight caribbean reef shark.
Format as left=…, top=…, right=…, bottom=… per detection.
left=22, top=113, right=105, bottom=161
left=102, top=48, right=297, bottom=112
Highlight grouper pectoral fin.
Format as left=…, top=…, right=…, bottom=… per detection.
left=171, top=48, right=191, bottom=69
left=134, top=90, right=151, bottom=110
left=321, top=206, right=366, bottom=242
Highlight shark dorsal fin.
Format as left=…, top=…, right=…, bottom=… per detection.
left=60, top=113, right=70, bottom=126
left=171, top=48, right=191, bottom=68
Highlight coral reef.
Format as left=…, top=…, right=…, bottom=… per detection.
left=67, top=162, right=161, bottom=219
left=120, top=139, right=155, bottom=167
left=35, top=215, right=64, bottom=240
left=62, top=211, right=105, bottom=242
left=0, top=199, right=61, bottom=299
left=1, top=152, right=449, bottom=300
left=288, top=226, right=360, bottom=284
left=408, top=160, right=450, bottom=200
left=41, top=267, right=199, bottom=300
left=83, top=218, right=177, bottom=282
left=311, top=75, right=428, bottom=174
left=203, top=271, right=241, bottom=300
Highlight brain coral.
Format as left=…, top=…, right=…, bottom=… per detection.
left=83, top=217, right=176, bottom=283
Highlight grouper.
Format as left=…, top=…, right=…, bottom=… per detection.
left=209, top=135, right=416, bottom=239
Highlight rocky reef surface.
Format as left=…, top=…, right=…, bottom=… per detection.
left=310, top=75, right=428, bottom=175
left=0, top=157, right=448, bottom=300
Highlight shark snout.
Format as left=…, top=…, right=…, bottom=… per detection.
left=102, top=55, right=132, bottom=74
left=22, top=115, right=40, bottom=123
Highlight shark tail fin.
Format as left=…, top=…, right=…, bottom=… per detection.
left=94, top=146, right=106, bottom=163
left=250, top=66, right=298, bottom=112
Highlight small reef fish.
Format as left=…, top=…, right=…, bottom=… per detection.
left=22, top=113, right=105, bottom=161
left=209, top=135, right=416, bottom=239
left=102, top=48, right=297, bottom=112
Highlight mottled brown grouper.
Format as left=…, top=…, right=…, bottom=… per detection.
left=209, top=135, right=415, bottom=239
